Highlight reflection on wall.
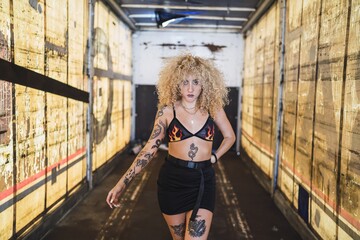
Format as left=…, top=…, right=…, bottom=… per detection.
left=241, top=0, right=359, bottom=239
left=0, top=0, right=132, bottom=239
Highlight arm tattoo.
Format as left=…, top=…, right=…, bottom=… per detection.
left=170, top=223, right=185, bottom=238
left=137, top=151, right=153, bottom=161
left=150, top=123, right=161, bottom=139
left=124, top=151, right=153, bottom=186
left=188, top=217, right=206, bottom=237
left=143, top=152, right=153, bottom=159
left=156, top=108, right=164, bottom=119
left=123, top=168, right=135, bottom=186
left=151, top=139, right=162, bottom=149
left=136, top=159, right=148, bottom=169
left=159, top=119, right=166, bottom=130
left=138, top=150, right=151, bottom=158
left=188, top=143, right=198, bottom=161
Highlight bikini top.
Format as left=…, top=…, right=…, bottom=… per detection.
left=167, top=106, right=215, bottom=142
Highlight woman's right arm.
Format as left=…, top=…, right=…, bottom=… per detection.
left=106, top=106, right=168, bottom=208
left=212, top=108, right=236, bottom=161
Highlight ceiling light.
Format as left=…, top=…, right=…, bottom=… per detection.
left=122, top=4, right=256, bottom=12
left=129, top=14, right=247, bottom=22
left=155, top=10, right=186, bottom=28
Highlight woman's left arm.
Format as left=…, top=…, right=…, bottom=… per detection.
left=213, top=108, right=236, bottom=160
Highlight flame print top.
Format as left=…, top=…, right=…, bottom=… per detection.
left=167, top=107, right=215, bottom=142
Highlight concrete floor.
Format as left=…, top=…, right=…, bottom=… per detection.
left=43, top=150, right=302, bottom=240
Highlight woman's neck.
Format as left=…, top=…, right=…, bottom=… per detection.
left=180, top=101, right=196, bottom=110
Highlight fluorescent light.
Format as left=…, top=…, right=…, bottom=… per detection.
left=129, top=14, right=247, bottom=22
left=129, top=14, right=156, bottom=18
left=161, top=18, right=175, bottom=27
left=155, top=10, right=186, bottom=28
left=175, top=24, right=242, bottom=29
left=121, top=4, right=256, bottom=12
left=135, top=22, right=242, bottom=29
left=187, top=16, right=247, bottom=21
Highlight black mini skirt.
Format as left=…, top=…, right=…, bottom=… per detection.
left=157, top=155, right=216, bottom=219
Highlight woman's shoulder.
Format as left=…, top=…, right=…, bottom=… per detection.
left=212, top=107, right=226, bottom=121
left=157, top=104, right=174, bottom=118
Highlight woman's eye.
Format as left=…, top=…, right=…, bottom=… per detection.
left=193, top=80, right=199, bottom=85
left=182, top=80, right=189, bottom=85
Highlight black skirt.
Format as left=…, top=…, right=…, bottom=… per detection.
left=157, top=155, right=216, bottom=220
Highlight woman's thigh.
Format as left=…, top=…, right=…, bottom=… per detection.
left=185, top=208, right=213, bottom=240
left=163, top=213, right=187, bottom=240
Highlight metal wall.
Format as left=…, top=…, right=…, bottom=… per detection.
left=241, top=0, right=359, bottom=239
left=0, top=1, right=132, bottom=239
left=132, top=30, right=244, bottom=87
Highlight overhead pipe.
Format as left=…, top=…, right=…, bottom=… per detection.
left=271, top=0, right=286, bottom=197
left=103, top=0, right=137, bottom=31
left=86, top=0, right=95, bottom=190
left=241, top=0, right=276, bottom=34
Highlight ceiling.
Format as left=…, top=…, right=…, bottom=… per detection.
left=109, top=0, right=273, bottom=33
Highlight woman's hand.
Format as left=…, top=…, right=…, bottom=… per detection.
left=210, top=153, right=218, bottom=163
left=106, top=183, right=125, bottom=209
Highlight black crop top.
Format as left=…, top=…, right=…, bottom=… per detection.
left=167, top=107, right=215, bottom=142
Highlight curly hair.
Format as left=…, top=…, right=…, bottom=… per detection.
left=156, top=54, right=229, bottom=118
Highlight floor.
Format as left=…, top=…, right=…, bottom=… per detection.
left=43, top=150, right=302, bottom=240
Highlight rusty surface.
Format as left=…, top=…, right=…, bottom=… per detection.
left=201, top=43, right=226, bottom=53
left=0, top=0, right=132, bottom=238
left=242, top=0, right=359, bottom=238
left=340, top=0, right=360, bottom=224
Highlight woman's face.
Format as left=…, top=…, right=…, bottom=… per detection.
left=179, top=74, right=202, bottom=103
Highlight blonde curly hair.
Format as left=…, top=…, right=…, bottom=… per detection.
left=156, top=54, right=229, bottom=118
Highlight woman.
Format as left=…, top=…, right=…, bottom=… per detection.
left=106, top=54, right=235, bottom=240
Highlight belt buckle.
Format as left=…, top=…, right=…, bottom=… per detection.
left=187, top=161, right=196, bottom=169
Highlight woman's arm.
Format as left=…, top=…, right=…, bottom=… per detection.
left=106, top=107, right=168, bottom=208
left=212, top=108, right=236, bottom=161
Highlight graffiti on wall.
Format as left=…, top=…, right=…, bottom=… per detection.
left=90, top=27, right=114, bottom=144
left=142, top=41, right=227, bottom=54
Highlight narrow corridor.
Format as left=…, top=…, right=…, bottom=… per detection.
left=43, top=151, right=301, bottom=240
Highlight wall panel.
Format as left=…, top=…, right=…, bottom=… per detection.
left=13, top=0, right=46, bottom=233
left=242, top=0, right=360, bottom=238
left=45, top=0, right=69, bottom=209
left=67, top=0, right=87, bottom=191
left=0, top=1, right=13, bottom=239
left=279, top=0, right=303, bottom=203
left=339, top=0, right=360, bottom=235
left=242, top=3, right=278, bottom=174
left=92, top=1, right=132, bottom=171
left=0, top=0, right=132, bottom=238
left=295, top=0, right=320, bottom=192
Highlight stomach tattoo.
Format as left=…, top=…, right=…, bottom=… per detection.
left=188, top=143, right=198, bottom=161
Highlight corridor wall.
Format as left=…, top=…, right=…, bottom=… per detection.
left=0, top=1, right=132, bottom=239
left=241, top=0, right=359, bottom=239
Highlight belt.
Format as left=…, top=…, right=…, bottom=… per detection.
left=166, top=155, right=211, bottom=169
left=166, top=155, right=210, bottom=221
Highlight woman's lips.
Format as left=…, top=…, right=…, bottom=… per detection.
left=187, top=94, right=194, bottom=98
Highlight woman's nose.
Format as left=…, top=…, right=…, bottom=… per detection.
left=188, top=83, right=194, bottom=92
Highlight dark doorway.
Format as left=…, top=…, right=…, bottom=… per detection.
left=135, top=85, right=238, bottom=151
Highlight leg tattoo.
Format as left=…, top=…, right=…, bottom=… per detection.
left=170, top=223, right=186, bottom=238
left=188, top=218, right=206, bottom=237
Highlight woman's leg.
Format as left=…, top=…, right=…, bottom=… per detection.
left=184, top=208, right=213, bottom=240
left=163, top=213, right=187, bottom=240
